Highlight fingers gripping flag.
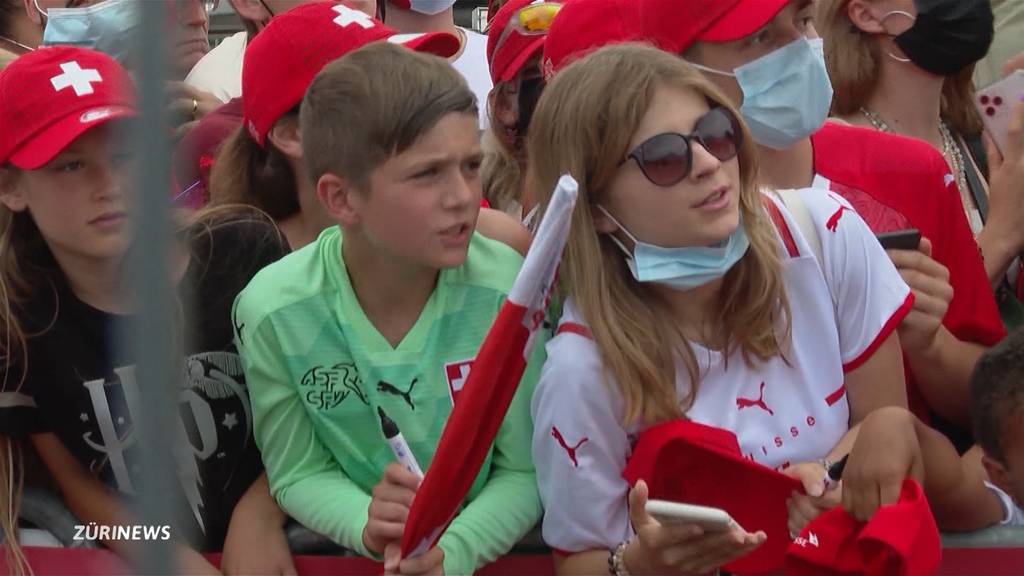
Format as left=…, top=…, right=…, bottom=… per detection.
left=400, top=174, right=579, bottom=559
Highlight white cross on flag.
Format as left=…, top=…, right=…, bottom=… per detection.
left=51, top=61, right=102, bottom=97
left=332, top=4, right=374, bottom=28
left=444, top=360, right=474, bottom=406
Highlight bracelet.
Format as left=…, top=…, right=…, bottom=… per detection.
left=608, top=539, right=632, bottom=576
left=819, top=458, right=833, bottom=472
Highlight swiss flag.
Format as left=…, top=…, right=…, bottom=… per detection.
left=400, top=174, right=579, bottom=559
left=444, top=360, right=474, bottom=405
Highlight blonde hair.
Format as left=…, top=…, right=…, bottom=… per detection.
left=528, top=43, right=790, bottom=426
left=819, top=0, right=983, bottom=136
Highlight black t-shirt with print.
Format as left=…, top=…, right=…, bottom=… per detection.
left=0, top=211, right=288, bottom=551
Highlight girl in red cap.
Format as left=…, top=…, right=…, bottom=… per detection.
left=529, top=44, right=912, bottom=575
left=0, top=47, right=293, bottom=575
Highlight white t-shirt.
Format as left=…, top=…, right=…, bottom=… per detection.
left=986, top=481, right=1024, bottom=526
left=185, top=31, right=246, bottom=103
left=531, top=189, right=913, bottom=553
left=452, top=27, right=492, bottom=129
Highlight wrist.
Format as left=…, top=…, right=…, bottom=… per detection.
left=619, top=538, right=644, bottom=576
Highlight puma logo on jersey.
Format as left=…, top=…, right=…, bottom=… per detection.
left=826, top=196, right=854, bottom=233
left=377, top=378, right=419, bottom=411
left=736, top=381, right=774, bottom=416
left=551, top=426, right=588, bottom=468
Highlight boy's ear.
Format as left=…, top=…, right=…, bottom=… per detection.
left=982, top=453, right=1014, bottom=496
left=316, top=172, right=361, bottom=227
left=21, top=0, right=44, bottom=26
left=0, top=169, right=28, bottom=213
left=267, top=119, right=303, bottom=160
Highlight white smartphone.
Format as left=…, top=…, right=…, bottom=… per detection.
left=976, top=70, right=1024, bottom=156
left=645, top=499, right=742, bottom=533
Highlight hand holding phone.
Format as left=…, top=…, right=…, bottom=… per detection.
left=645, top=499, right=742, bottom=533
left=977, top=70, right=1024, bottom=156
left=876, top=229, right=922, bottom=251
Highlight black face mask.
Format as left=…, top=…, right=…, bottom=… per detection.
left=889, top=0, right=994, bottom=77
left=514, top=76, right=545, bottom=146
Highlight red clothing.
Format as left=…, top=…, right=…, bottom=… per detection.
left=812, top=122, right=1005, bottom=420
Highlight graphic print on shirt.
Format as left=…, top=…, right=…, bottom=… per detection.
left=444, top=359, right=474, bottom=406
left=825, top=193, right=855, bottom=233
left=736, top=381, right=774, bottom=416
left=377, top=378, right=420, bottom=411
left=299, top=363, right=368, bottom=411
left=79, top=352, right=253, bottom=536
left=551, top=426, right=589, bottom=468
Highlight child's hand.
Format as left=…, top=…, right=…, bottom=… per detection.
left=842, top=407, right=924, bottom=521
left=783, top=462, right=841, bottom=536
left=625, top=480, right=765, bottom=575
left=384, top=543, right=445, bottom=575
left=363, top=462, right=421, bottom=555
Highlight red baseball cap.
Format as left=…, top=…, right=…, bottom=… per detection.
left=540, top=0, right=642, bottom=80
left=786, top=478, right=942, bottom=576
left=487, top=0, right=561, bottom=84
left=622, top=419, right=803, bottom=574
left=637, top=0, right=789, bottom=54
left=242, top=1, right=460, bottom=146
left=0, top=46, right=136, bottom=170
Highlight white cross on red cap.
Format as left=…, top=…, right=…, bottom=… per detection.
left=332, top=4, right=374, bottom=28
left=50, top=61, right=102, bottom=97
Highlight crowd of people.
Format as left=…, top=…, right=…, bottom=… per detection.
left=0, top=0, right=1022, bottom=575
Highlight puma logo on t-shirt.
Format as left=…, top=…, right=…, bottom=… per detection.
left=551, top=426, right=588, bottom=468
left=377, top=378, right=419, bottom=411
left=736, top=381, right=774, bottom=416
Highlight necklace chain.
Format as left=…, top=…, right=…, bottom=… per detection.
left=859, top=107, right=972, bottom=218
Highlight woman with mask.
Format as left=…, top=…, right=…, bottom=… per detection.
left=821, top=0, right=1024, bottom=327
left=482, top=0, right=560, bottom=225
left=541, top=0, right=1004, bottom=508
left=530, top=42, right=913, bottom=575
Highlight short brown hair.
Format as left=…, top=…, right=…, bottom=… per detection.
left=300, top=42, right=477, bottom=188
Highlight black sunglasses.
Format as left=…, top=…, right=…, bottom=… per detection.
left=620, top=107, right=744, bottom=187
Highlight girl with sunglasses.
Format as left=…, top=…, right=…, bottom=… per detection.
left=529, top=44, right=912, bottom=576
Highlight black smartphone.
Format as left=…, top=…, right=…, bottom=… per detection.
left=876, top=229, right=922, bottom=251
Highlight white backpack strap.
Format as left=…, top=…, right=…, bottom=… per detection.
left=774, top=188, right=824, bottom=266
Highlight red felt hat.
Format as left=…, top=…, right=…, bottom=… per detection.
left=636, top=0, right=789, bottom=54
left=540, top=0, right=642, bottom=80
left=487, top=0, right=560, bottom=84
left=242, top=1, right=460, bottom=146
left=0, top=46, right=136, bottom=170
left=623, top=419, right=803, bottom=574
left=786, top=478, right=941, bottom=576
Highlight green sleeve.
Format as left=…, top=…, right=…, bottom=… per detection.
left=237, top=310, right=376, bottom=559
left=437, top=332, right=547, bottom=575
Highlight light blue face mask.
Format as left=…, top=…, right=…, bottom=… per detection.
left=688, top=37, right=833, bottom=150
left=39, top=0, right=142, bottom=65
left=598, top=206, right=750, bottom=292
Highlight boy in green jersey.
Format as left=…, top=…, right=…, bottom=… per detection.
left=233, top=42, right=545, bottom=576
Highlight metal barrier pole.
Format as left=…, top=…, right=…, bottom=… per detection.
left=127, top=0, right=177, bottom=573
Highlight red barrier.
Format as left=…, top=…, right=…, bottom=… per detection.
left=4, top=546, right=1024, bottom=575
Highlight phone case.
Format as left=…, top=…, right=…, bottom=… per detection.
left=977, top=70, right=1024, bottom=156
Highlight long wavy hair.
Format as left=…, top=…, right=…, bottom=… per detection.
left=527, top=43, right=791, bottom=426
